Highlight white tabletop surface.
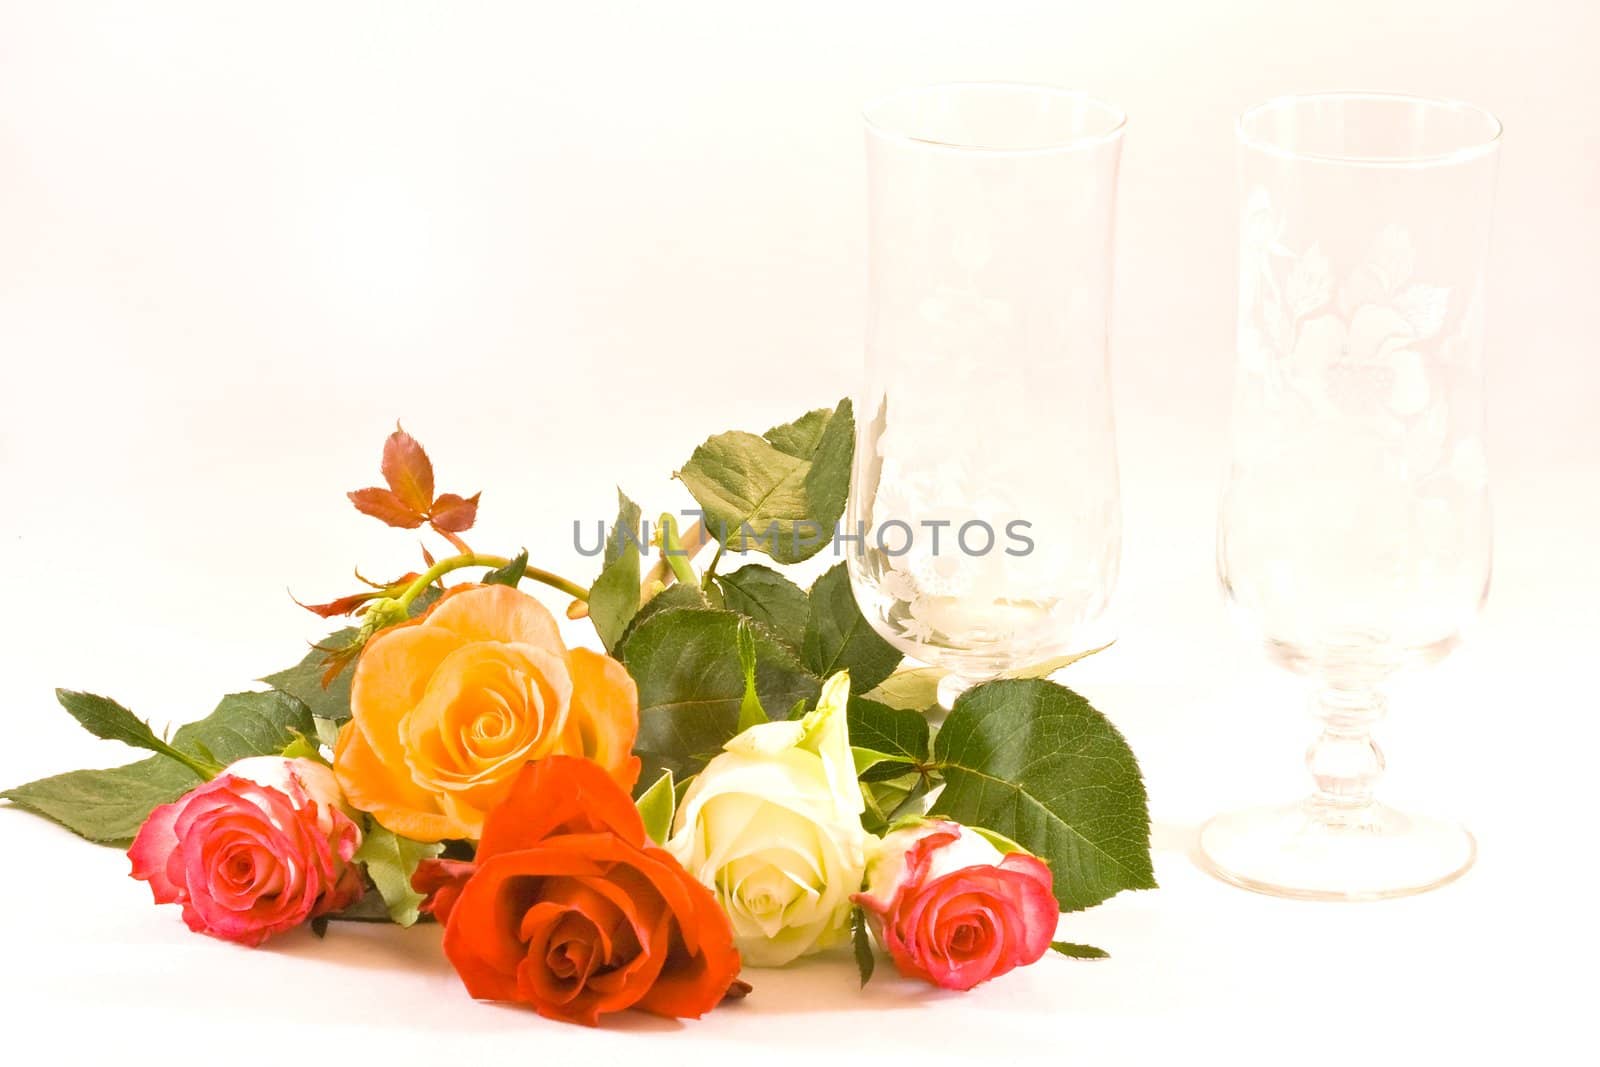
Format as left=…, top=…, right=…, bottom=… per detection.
left=2, top=2, right=1596, bottom=1062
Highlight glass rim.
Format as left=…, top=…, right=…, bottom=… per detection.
left=862, top=81, right=1127, bottom=155
left=1236, top=91, right=1503, bottom=168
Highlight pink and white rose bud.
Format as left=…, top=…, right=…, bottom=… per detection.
left=854, top=819, right=1057, bottom=991
left=129, top=756, right=364, bottom=946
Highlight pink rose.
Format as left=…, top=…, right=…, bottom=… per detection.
left=853, top=820, right=1056, bottom=991
left=129, top=756, right=364, bottom=945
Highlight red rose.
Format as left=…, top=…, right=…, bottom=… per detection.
left=414, top=755, right=742, bottom=1026
left=854, top=820, right=1056, bottom=991
left=128, top=757, right=364, bottom=946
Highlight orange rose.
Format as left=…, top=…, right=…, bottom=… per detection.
left=334, top=584, right=639, bottom=841
left=414, top=756, right=742, bottom=1026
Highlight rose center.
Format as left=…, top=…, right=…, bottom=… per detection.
left=407, top=644, right=574, bottom=792
left=721, top=850, right=821, bottom=939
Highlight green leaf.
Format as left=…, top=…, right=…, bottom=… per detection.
left=1, top=757, right=200, bottom=845
left=1003, top=641, right=1114, bottom=680
left=929, top=678, right=1154, bottom=913
left=1051, top=941, right=1110, bottom=960
left=861, top=666, right=944, bottom=712
left=616, top=581, right=708, bottom=650
left=481, top=548, right=528, bottom=587
left=734, top=620, right=768, bottom=732
left=847, top=696, right=930, bottom=781
left=714, top=564, right=808, bottom=650
left=854, top=645, right=1113, bottom=714
left=172, top=690, right=317, bottom=767
left=315, top=884, right=397, bottom=935
left=587, top=490, right=644, bottom=652
left=2, top=690, right=316, bottom=846
left=802, top=563, right=901, bottom=693
left=763, top=406, right=832, bottom=456
left=352, top=823, right=444, bottom=927
left=852, top=907, right=876, bottom=986
left=618, top=607, right=821, bottom=789
left=53, top=690, right=219, bottom=779
left=260, top=628, right=358, bottom=723
left=676, top=398, right=854, bottom=564
left=851, top=747, right=897, bottom=776
left=313, top=716, right=341, bottom=749
left=635, top=770, right=676, bottom=846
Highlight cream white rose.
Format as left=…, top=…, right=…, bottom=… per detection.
left=666, top=671, right=868, bottom=966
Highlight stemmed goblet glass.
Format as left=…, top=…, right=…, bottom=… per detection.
left=1200, top=93, right=1503, bottom=899
left=845, top=83, right=1127, bottom=707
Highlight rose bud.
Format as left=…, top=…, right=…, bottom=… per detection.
left=854, top=819, right=1057, bottom=991
left=128, top=756, right=364, bottom=946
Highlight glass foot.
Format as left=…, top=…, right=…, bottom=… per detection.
left=935, top=671, right=986, bottom=711
left=1197, top=800, right=1476, bottom=901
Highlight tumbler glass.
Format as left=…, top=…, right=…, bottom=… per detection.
left=847, top=82, right=1127, bottom=707
left=1201, top=93, right=1502, bottom=899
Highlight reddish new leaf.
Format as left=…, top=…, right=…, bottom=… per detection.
left=299, top=570, right=423, bottom=618
left=381, top=425, right=435, bottom=514
left=295, top=590, right=378, bottom=619
left=428, top=491, right=481, bottom=533
left=348, top=487, right=426, bottom=529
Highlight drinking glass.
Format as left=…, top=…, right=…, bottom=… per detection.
left=846, top=82, right=1126, bottom=707
left=1200, top=93, right=1502, bottom=899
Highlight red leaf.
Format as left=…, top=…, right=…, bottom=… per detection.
left=348, top=487, right=426, bottom=529
left=428, top=491, right=481, bottom=533
left=382, top=425, right=435, bottom=514
left=294, top=590, right=377, bottom=618
left=320, top=647, right=357, bottom=688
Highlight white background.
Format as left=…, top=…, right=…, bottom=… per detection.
left=1, top=1, right=1596, bottom=1062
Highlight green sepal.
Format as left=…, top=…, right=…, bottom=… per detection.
left=635, top=770, right=676, bottom=846
left=1050, top=941, right=1110, bottom=960
left=734, top=620, right=768, bottom=732
left=480, top=549, right=528, bottom=587
left=852, top=907, right=876, bottom=987
left=352, top=822, right=445, bottom=927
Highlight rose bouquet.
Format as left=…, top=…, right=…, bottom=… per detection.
left=3, top=403, right=1153, bottom=1026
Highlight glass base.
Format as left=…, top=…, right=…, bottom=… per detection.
left=1197, top=800, right=1476, bottom=901
left=935, top=671, right=987, bottom=711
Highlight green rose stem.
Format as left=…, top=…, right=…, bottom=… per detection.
left=654, top=514, right=701, bottom=588
left=701, top=539, right=726, bottom=589
left=393, top=553, right=589, bottom=612
left=645, top=518, right=708, bottom=591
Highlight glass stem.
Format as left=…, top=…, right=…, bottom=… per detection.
left=934, top=671, right=988, bottom=715
left=1305, top=685, right=1387, bottom=826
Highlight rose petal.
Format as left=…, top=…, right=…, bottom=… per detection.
left=128, top=796, right=188, bottom=904
left=478, top=758, right=646, bottom=859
